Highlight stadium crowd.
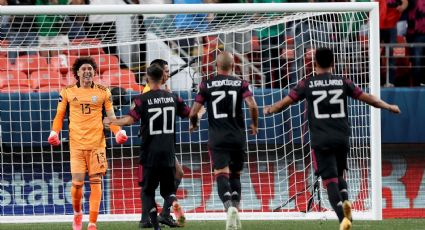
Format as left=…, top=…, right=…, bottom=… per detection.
left=0, top=0, right=423, bottom=93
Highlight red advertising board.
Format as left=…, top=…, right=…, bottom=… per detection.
left=110, top=147, right=425, bottom=218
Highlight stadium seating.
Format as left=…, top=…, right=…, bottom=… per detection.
left=66, top=38, right=105, bottom=56
left=101, top=69, right=143, bottom=91
left=0, top=40, right=8, bottom=57
left=102, top=69, right=137, bottom=85
left=0, top=70, right=28, bottom=82
left=49, top=55, right=75, bottom=74
left=0, top=56, right=9, bottom=71
left=93, top=54, right=120, bottom=74
left=251, top=35, right=261, bottom=51
left=0, top=70, right=32, bottom=93
left=281, top=36, right=295, bottom=59
left=14, top=54, right=48, bottom=74
left=30, top=70, right=65, bottom=92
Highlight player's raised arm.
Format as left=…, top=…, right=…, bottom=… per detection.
left=263, top=95, right=295, bottom=115
left=107, top=115, right=136, bottom=126
left=103, top=89, right=128, bottom=144
left=105, top=96, right=142, bottom=128
left=104, top=109, right=128, bottom=144
left=189, top=102, right=203, bottom=132
left=357, top=92, right=401, bottom=114
left=190, top=81, right=207, bottom=132
left=264, top=78, right=306, bottom=115
left=48, top=89, right=68, bottom=146
left=244, top=95, right=259, bottom=135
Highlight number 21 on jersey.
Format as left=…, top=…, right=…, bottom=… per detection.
left=211, top=90, right=237, bottom=119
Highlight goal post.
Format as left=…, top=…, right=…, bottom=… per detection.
left=0, top=2, right=381, bottom=222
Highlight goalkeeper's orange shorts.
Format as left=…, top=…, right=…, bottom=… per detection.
left=70, top=148, right=108, bottom=176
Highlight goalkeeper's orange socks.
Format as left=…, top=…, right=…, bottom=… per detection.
left=89, top=177, right=102, bottom=224
left=71, top=181, right=84, bottom=212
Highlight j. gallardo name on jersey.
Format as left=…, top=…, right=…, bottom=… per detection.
left=308, top=79, right=343, bottom=88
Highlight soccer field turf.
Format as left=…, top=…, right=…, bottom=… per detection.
left=2, top=219, right=425, bottom=230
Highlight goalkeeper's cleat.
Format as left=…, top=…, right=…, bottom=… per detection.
left=339, top=217, right=352, bottom=230
left=172, top=201, right=186, bottom=227
left=342, top=200, right=352, bottom=221
left=158, top=214, right=180, bottom=228
left=226, top=207, right=239, bottom=230
left=72, top=211, right=83, bottom=230
left=87, top=222, right=97, bottom=230
left=48, top=131, right=60, bottom=146
left=115, top=129, right=128, bottom=144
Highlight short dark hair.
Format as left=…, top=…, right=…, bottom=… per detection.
left=72, top=56, right=98, bottom=81
left=315, top=47, right=334, bottom=68
left=150, top=59, right=168, bottom=68
left=147, top=63, right=164, bottom=82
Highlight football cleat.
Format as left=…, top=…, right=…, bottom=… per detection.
left=235, top=209, right=242, bottom=229
left=158, top=214, right=180, bottom=228
left=172, top=201, right=186, bottom=227
left=72, top=212, right=83, bottom=230
left=226, top=207, right=239, bottom=230
left=343, top=200, right=352, bottom=221
left=139, top=220, right=153, bottom=228
left=87, top=222, right=97, bottom=230
left=339, top=217, right=352, bottom=230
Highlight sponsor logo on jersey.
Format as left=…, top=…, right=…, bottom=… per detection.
left=73, top=97, right=78, bottom=102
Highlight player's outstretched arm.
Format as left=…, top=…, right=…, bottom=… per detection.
left=244, top=96, right=259, bottom=135
left=189, top=102, right=203, bottom=132
left=104, top=109, right=131, bottom=144
left=48, top=110, right=66, bottom=146
left=264, top=96, right=294, bottom=115
left=357, top=93, right=401, bottom=114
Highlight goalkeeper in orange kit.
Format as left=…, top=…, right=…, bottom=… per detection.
left=48, top=56, right=128, bottom=230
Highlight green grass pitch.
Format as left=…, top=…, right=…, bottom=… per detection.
left=2, top=219, right=425, bottom=230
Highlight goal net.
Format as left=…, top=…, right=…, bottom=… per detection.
left=0, top=3, right=381, bottom=222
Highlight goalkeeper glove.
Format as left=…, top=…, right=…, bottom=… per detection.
left=115, top=130, right=128, bottom=144
left=48, top=131, right=60, bottom=146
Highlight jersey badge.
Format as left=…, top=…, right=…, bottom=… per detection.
left=92, top=95, right=98, bottom=103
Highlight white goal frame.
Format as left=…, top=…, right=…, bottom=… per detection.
left=0, top=2, right=381, bottom=222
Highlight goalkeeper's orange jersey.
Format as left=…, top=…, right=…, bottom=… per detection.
left=55, top=83, right=113, bottom=149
